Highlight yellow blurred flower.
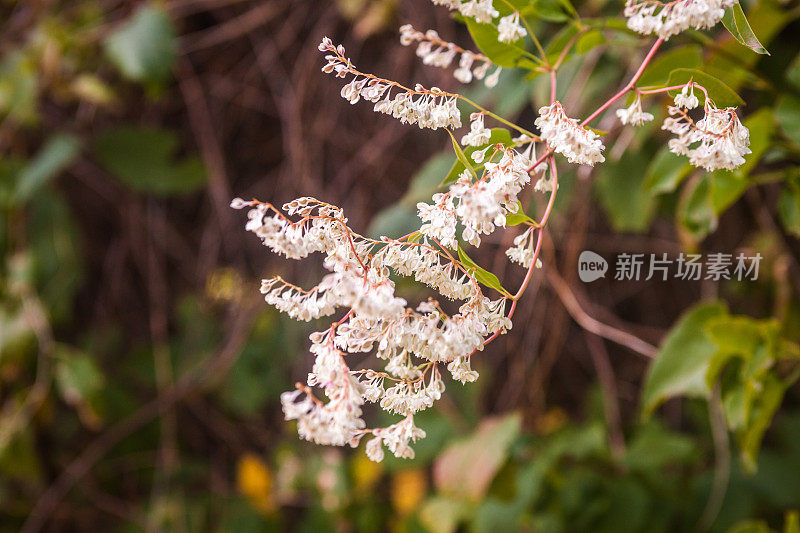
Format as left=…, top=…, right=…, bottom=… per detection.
left=236, top=453, right=275, bottom=514
left=351, top=449, right=383, bottom=496
left=391, top=468, right=427, bottom=516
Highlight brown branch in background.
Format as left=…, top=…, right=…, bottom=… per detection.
left=583, top=332, right=627, bottom=463
left=547, top=268, right=658, bottom=359
left=177, top=58, right=236, bottom=258
left=179, top=2, right=283, bottom=53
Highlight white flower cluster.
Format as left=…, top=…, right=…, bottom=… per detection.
left=624, top=0, right=737, bottom=40
left=319, top=37, right=461, bottom=130
left=662, top=87, right=750, bottom=171
left=417, top=146, right=532, bottom=247
left=432, top=0, right=499, bottom=23
left=461, top=112, right=492, bottom=147
left=232, top=188, right=515, bottom=460
left=497, top=12, right=527, bottom=43
left=506, top=227, right=541, bottom=268
left=399, top=25, right=501, bottom=87
left=616, top=95, right=654, bottom=126
left=535, top=101, right=605, bottom=166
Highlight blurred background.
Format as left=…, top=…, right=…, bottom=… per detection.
left=1, top=0, right=800, bottom=531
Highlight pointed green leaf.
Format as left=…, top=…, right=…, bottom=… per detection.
left=457, top=245, right=509, bottom=295
left=667, top=68, right=744, bottom=108
left=641, top=302, right=729, bottom=416
left=722, top=3, right=769, bottom=55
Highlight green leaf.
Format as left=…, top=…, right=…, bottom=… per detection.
left=457, top=244, right=509, bottom=295
left=776, top=94, right=800, bottom=145
left=441, top=128, right=513, bottom=186
left=644, top=146, right=692, bottom=195
left=505, top=204, right=535, bottom=226
left=641, top=302, right=729, bottom=416
left=680, top=177, right=717, bottom=238
left=104, top=4, right=176, bottom=85
left=28, top=192, right=83, bottom=323
left=721, top=3, right=769, bottom=55
left=419, top=496, right=471, bottom=533
left=575, top=30, right=605, bottom=54
left=14, top=133, right=81, bottom=203
left=740, top=374, right=786, bottom=472
left=544, top=23, right=581, bottom=65
left=530, top=0, right=570, bottom=22
left=93, top=126, right=207, bottom=196
left=778, top=186, right=800, bottom=237
left=464, top=17, right=528, bottom=68
left=54, top=343, right=106, bottom=429
left=595, top=151, right=656, bottom=232
left=0, top=50, right=40, bottom=124
left=448, top=130, right=477, bottom=180
left=637, top=46, right=703, bottom=88
left=625, top=421, right=696, bottom=472
left=667, top=69, right=744, bottom=108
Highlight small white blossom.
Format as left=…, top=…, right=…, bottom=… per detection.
left=399, top=25, right=500, bottom=88
left=461, top=112, right=492, bottom=147
left=365, top=437, right=385, bottom=462
left=674, top=83, right=700, bottom=109
left=320, top=37, right=462, bottom=131
left=506, top=227, right=542, bottom=268
left=535, top=101, right=605, bottom=166
left=624, top=0, right=737, bottom=40
left=497, top=12, right=527, bottom=43
left=457, top=0, right=499, bottom=23
left=616, top=95, right=654, bottom=126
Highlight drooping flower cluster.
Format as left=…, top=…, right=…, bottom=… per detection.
left=616, top=95, right=654, bottom=126
left=461, top=112, right=492, bottom=147
left=624, top=0, right=737, bottom=40
left=662, top=86, right=750, bottom=171
left=497, top=11, right=527, bottom=43
left=233, top=189, right=518, bottom=460
left=319, top=37, right=461, bottom=130
left=432, top=0, right=499, bottom=23
left=535, top=101, right=605, bottom=165
left=506, top=227, right=541, bottom=268
left=417, top=146, right=532, bottom=247
left=399, top=25, right=500, bottom=87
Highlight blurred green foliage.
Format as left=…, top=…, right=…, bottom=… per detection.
left=1, top=0, right=799, bottom=530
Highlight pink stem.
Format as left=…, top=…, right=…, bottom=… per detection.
left=580, top=37, right=664, bottom=127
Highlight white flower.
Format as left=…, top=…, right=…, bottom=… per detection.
left=535, top=101, right=605, bottom=166
left=371, top=415, right=426, bottom=460
left=616, top=95, right=654, bottom=126
left=448, top=148, right=531, bottom=246
left=497, top=12, right=527, bottom=43
left=447, top=356, right=479, bottom=383
left=505, top=227, right=542, bottom=268
left=461, top=112, right=492, bottom=146
left=320, top=38, right=462, bottom=131
left=662, top=103, right=751, bottom=171
left=624, top=0, right=737, bottom=40
left=484, top=66, right=502, bottom=88
left=400, top=25, right=497, bottom=87
left=417, top=193, right=458, bottom=249
left=365, top=437, right=385, bottom=462
left=674, top=83, right=700, bottom=109
left=457, top=0, right=499, bottom=23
